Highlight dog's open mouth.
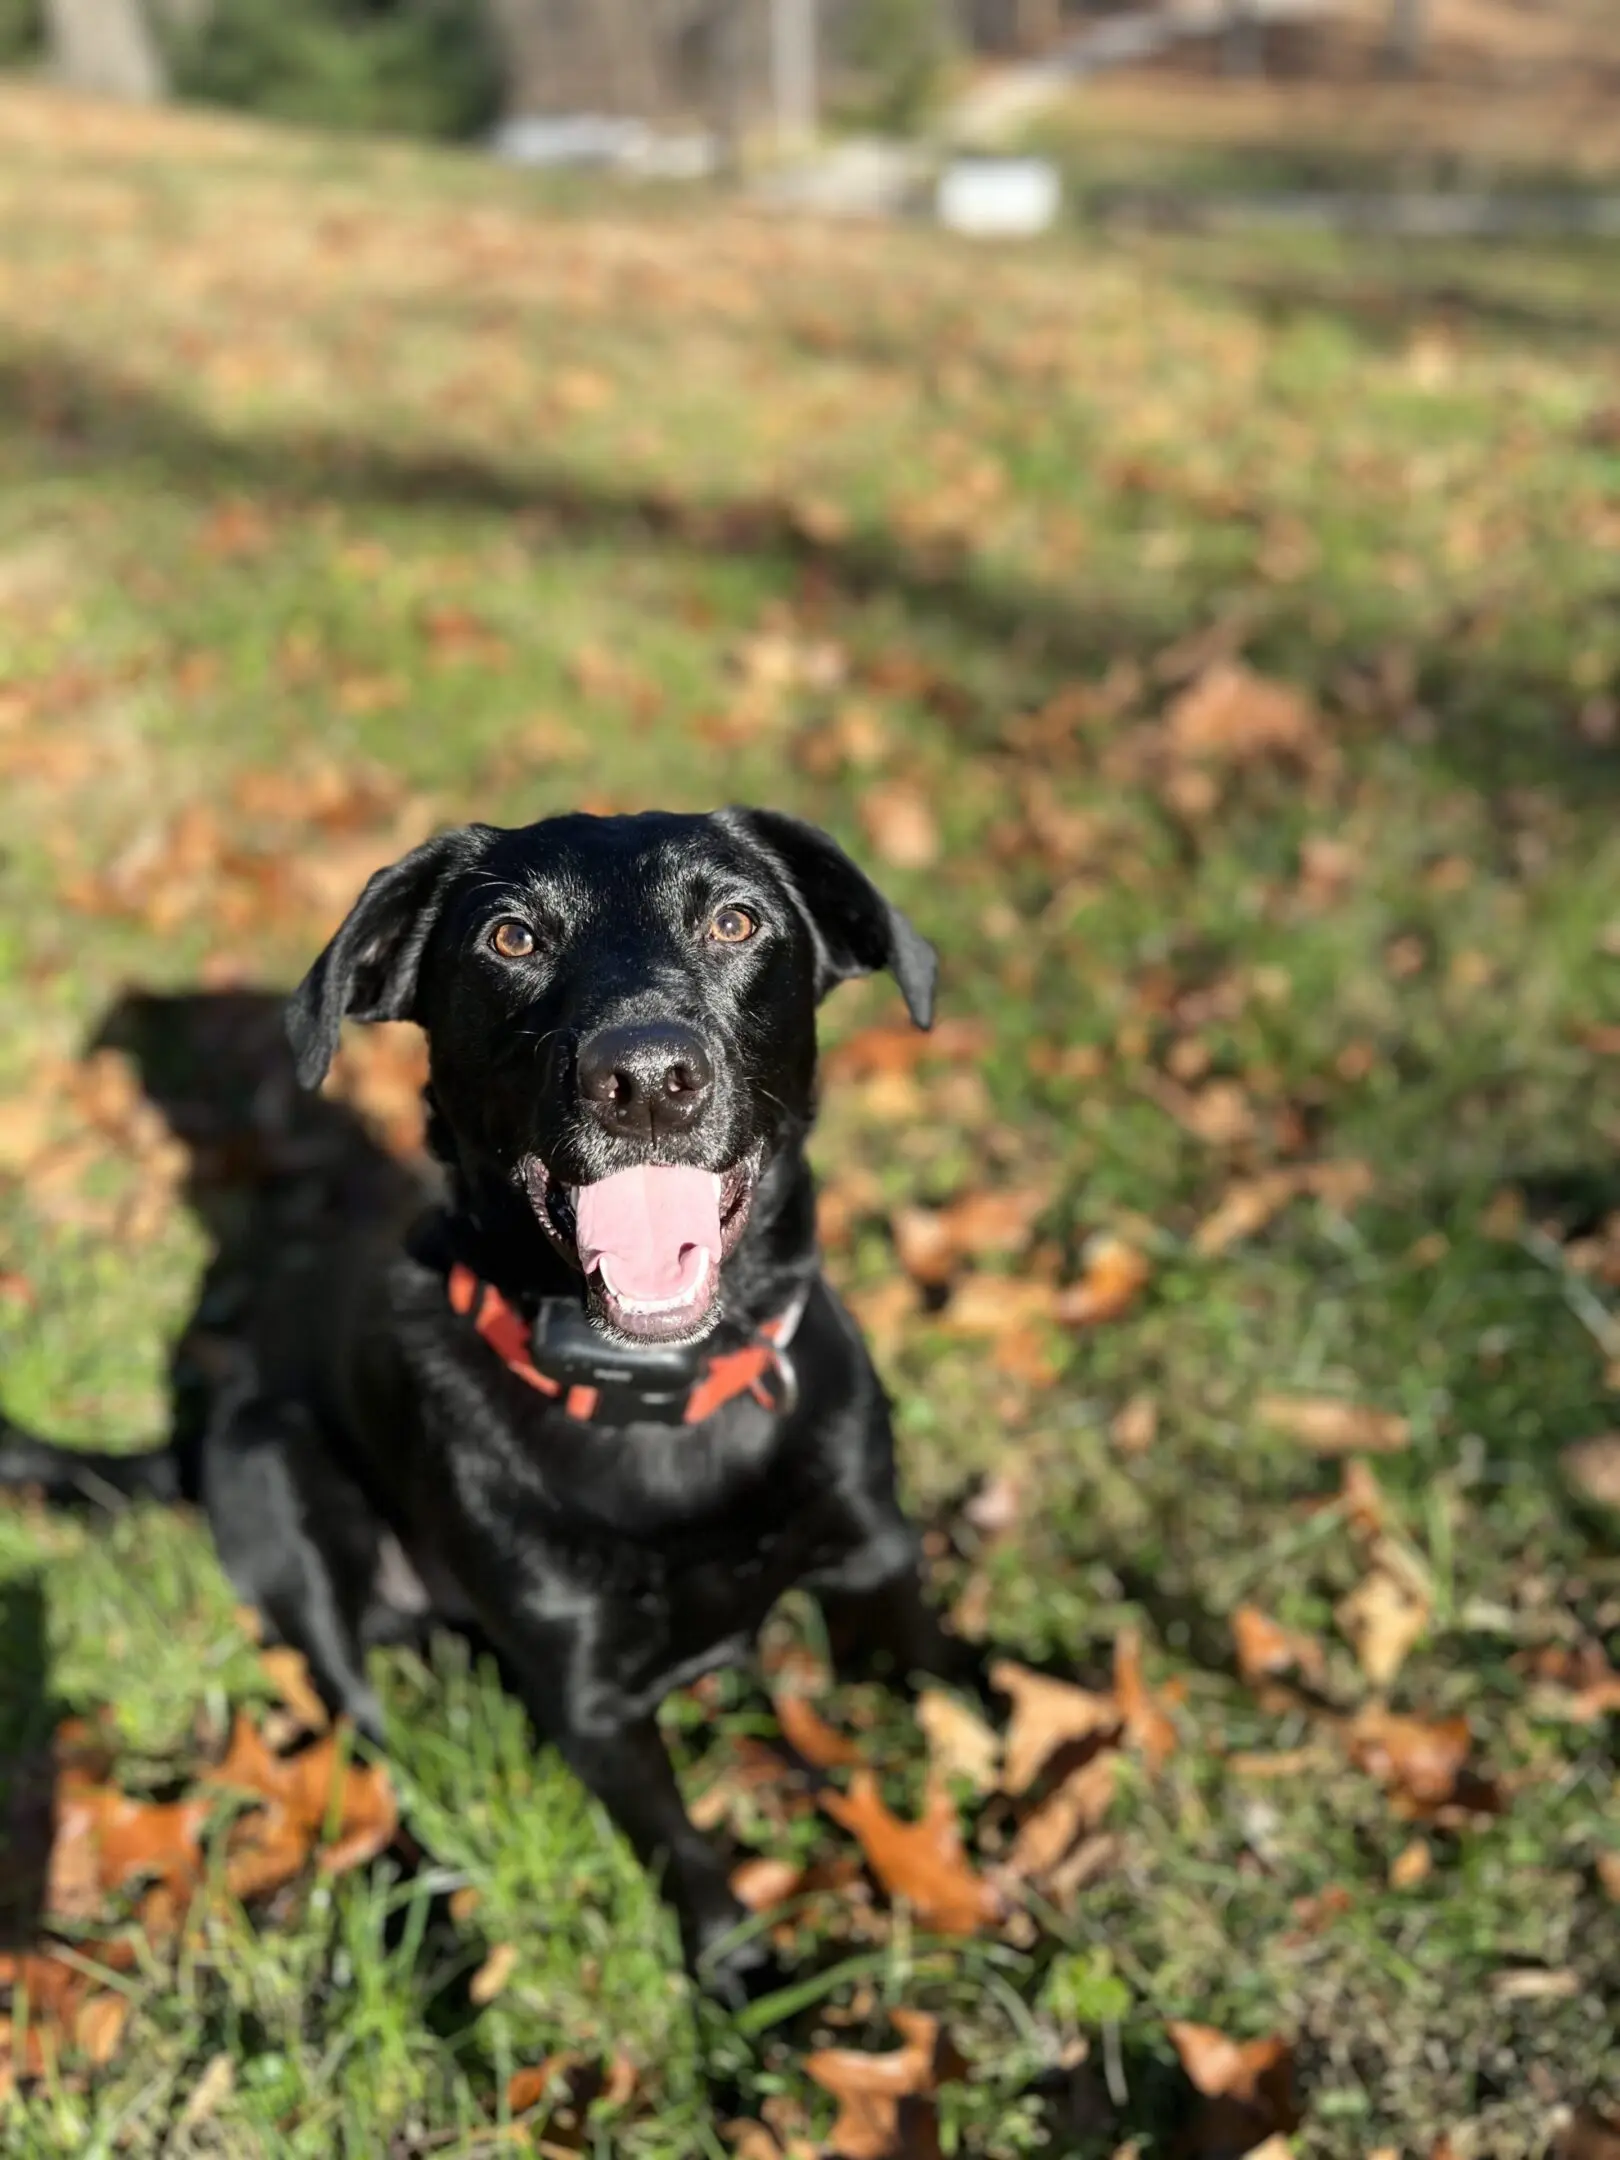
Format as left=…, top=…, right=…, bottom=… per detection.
left=524, top=1154, right=758, bottom=1343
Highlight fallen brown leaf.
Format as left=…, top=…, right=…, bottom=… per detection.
left=773, top=1692, right=862, bottom=1771
left=259, top=1646, right=331, bottom=1733
left=940, top=1273, right=1056, bottom=1336
left=1054, top=1236, right=1151, bottom=1327
left=1111, top=1392, right=1158, bottom=1455
left=1597, top=1851, right=1620, bottom=1902
left=1112, top=1629, right=1176, bottom=1771
left=1336, top=1457, right=1388, bottom=1536
left=1164, top=661, right=1325, bottom=771
left=1193, top=1160, right=1373, bottom=1256
left=990, top=1660, right=1119, bottom=1796
left=893, top=1188, right=1048, bottom=1289
left=1336, top=1566, right=1429, bottom=1688
left=1348, top=1707, right=1482, bottom=1815
left=915, top=1689, right=1000, bottom=1795
left=859, top=783, right=939, bottom=871
left=1257, top=1394, right=1411, bottom=1454
left=469, top=1940, right=518, bottom=2005
left=207, top=1715, right=397, bottom=1887
left=805, top=2007, right=953, bottom=2160
left=726, top=2122, right=789, bottom=2160
left=821, top=1018, right=992, bottom=1085
left=1231, top=1604, right=1326, bottom=1688
left=1389, top=1839, right=1432, bottom=1890
left=1168, top=2019, right=1299, bottom=2151
left=1143, top=1074, right=1255, bottom=1148
left=1004, top=1751, right=1119, bottom=1890
left=508, top=2055, right=577, bottom=2116
left=821, top=1773, right=1005, bottom=1936
left=730, top=1856, right=805, bottom=1912
left=176, top=2051, right=236, bottom=2131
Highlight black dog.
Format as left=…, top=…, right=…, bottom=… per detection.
left=1, top=808, right=981, bottom=1998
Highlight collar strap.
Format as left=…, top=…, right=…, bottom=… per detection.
left=447, top=1262, right=808, bottom=1427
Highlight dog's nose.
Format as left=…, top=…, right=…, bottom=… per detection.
left=576, top=1023, right=714, bottom=1138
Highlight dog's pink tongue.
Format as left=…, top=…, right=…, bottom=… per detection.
left=573, top=1165, right=724, bottom=1301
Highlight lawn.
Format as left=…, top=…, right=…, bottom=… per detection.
left=0, top=75, right=1618, bottom=2160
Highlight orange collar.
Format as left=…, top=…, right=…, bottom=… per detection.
left=447, top=1262, right=805, bottom=1426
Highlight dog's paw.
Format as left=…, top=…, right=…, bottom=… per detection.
left=698, top=1932, right=789, bottom=2012
left=686, top=1901, right=788, bottom=2011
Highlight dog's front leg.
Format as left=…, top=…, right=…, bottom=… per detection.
left=501, top=1621, right=775, bottom=2002
left=810, top=1499, right=989, bottom=1700
left=547, top=1719, right=769, bottom=1994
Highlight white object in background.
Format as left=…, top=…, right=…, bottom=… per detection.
left=937, top=157, right=1061, bottom=237
left=771, top=0, right=818, bottom=150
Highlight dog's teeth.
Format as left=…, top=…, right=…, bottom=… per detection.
left=598, top=1250, right=711, bottom=1316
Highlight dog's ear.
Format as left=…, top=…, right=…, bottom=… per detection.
left=725, top=807, right=937, bottom=1028
left=285, top=827, right=488, bottom=1089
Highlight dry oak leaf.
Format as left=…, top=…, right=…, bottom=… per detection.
left=1167, top=2019, right=1299, bottom=2147
left=1231, top=1605, right=1325, bottom=1689
left=1335, top=1567, right=1429, bottom=1688
left=893, top=1187, right=1048, bottom=1288
left=805, top=2007, right=955, bottom=2160
left=1004, top=1751, right=1119, bottom=1889
left=916, top=1689, right=1001, bottom=1794
left=1389, top=1839, right=1432, bottom=1890
left=1336, top=1457, right=1387, bottom=1536
left=1054, top=1236, right=1151, bottom=1327
left=1113, top=1628, right=1177, bottom=1772
left=821, top=1017, right=991, bottom=1085
left=469, top=1940, right=519, bottom=2005
left=1194, top=1160, right=1372, bottom=1257
left=507, top=2050, right=639, bottom=2138
left=820, top=1772, right=1005, bottom=1936
left=51, top=1767, right=211, bottom=1914
left=990, top=1660, right=1120, bottom=1796
left=730, top=1856, right=806, bottom=1912
left=773, top=1691, right=863, bottom=1771
left=207, top=1715, right=397, bottom=1887
left=1257, top=1394, right=1410, bottom=1455
left=1163, top=661, right=1325, bottom=770
left=1347, top=1707, right=1476, bottom=1813
left=859, top=782, right=940, bottom=871
left=941, top=1273, right=1056, bottom=1336
left=259, top=1645, right=331, bottom=1733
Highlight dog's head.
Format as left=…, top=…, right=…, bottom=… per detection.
left=286, top=808, right=934, bottom=1345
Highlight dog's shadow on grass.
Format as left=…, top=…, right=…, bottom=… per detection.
left=86, top=986, right=433, bottom=1498
left=0, top=1576, right=62, bottom=1954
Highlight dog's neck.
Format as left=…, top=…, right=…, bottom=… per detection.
left=426, top=1109, right=820, bottom=1338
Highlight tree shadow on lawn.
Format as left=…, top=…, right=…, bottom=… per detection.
left=0, top=332, right=1616, bottom=816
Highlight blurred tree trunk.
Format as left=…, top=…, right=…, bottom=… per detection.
left=486, top=0, right=567, bottom=116
left=770, top=0, right=816, bottom=148
left=45, top=0, right=166, bottom=100
left=488, top=0, right=669, bottom=117
left=706, top=0, right=748, bottom=174
left=1221, top=0, right=1261, bottom=76
left=1384, top=0, right=1426, bottom=75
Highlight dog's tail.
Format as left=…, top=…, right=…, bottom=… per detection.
left=0, top=1409, right=184, bottom=1506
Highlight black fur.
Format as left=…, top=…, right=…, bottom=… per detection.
left=1, top=807, right=981, bottom=2001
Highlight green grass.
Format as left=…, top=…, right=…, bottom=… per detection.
left=0, top=79, right=1618, bottom=2157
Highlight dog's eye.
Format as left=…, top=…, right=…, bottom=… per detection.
left=489, top=919, right=537, bottom=960
left=708, top=905, right=757, bottom=945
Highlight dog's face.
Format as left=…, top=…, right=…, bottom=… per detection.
left=287, top=808, right=934, bottom=1345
